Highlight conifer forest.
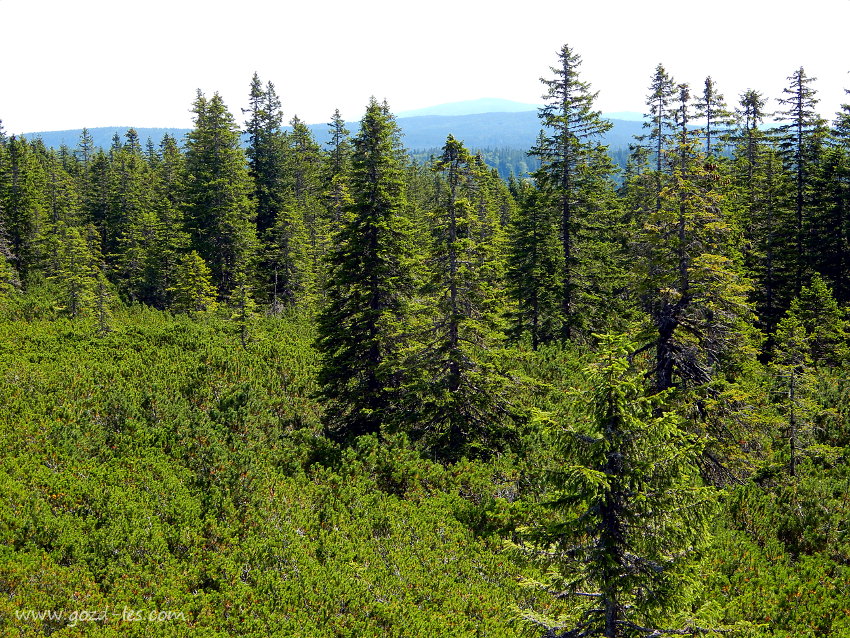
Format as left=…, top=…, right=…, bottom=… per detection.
left=3, top=46, right=850, bottom=637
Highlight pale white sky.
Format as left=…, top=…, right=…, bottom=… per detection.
left=1, top=0, right=848, bottom=134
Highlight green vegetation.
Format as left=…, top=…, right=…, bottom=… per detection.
left=1, top=47, right=850, bottom=637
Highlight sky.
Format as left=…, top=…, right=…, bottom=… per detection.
left=1, top=0, right=848, bottom=134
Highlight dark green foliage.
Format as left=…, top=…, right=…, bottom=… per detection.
left=285, top=115, right=326, bottom=294
left=530, top=44, right=620, bottom=342
left=146, top=134, right=191, bottom=309
left=2, top=136, right=48, bottom=283
left=773, top=67, right=828, bottom=294
left=637, top=63, right=677, bottom=186
left=506, top=179, right=561, bottom=349
left=785, top=274, right=849, bottom=366
left=808, top=145, right=850, bottom=302
left=185, top=91, right=257, bottom=297
left=244, top=73, right=286, bottom=237
left=694, top=76, right=735, bottom=157
left=518, top=335, right=717, bottom=637
left=406, top=135, right=515, bottom=461
left=636, top=133, right=755, bottom=394
left=266, top=202, right=310, bottom=311
left=108, top=129, right=157, bottom=302
left=315, top=99, right=416, bottom=441
left=731, top=95, right=795, bottom=340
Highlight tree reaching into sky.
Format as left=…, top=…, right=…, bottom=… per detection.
left=244, top=73, right=286, bottom=237
left=694, top=76, right=734, bottom=157
left=774, top=67, right=826, bottom=294
left=637, top=63, right=677, bottom=206
left=315, top=98, right=416, bottom=442
left=185, top=90, right=257, bottom=298
left=528, top=44, right=620, bottom=342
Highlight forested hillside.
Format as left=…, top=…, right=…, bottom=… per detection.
left=1, top=47, right=850, bottom=637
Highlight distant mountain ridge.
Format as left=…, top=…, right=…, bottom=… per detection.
left=397, top=98, right=542, bottom=118
left=19, top=115, right=644, bottom=156
left=17, top=99, right=647, bottom=178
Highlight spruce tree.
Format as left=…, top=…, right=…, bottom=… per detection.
left=315, top=98, right=415, bottom=441
left=0, top=214, right=19, bottom=294
left=285, top=115, right=326, bottom=288
left=148, top=134, right=190, bottom=308
left=806, top=145, right=850, bottom=301
left=325, top=109, right=352, bottom=182
left=109, top=129, right=156, bottom=302
left=49, top=222, right=100, bottom=318
left=835, top=88, right=850, bottom=145
left=694, top=76, right=734, bottom=157
left=638, top=90, right=754, bottom=395
left=408, top=135, right=513, bottom=460
left=774, top=67, right=827, bottom=293
left=185, top=90, right=257, bottom=297
left=94, top=269, right=114, bottom=335
left=732, top=91, right=794, bottom=342
left=770, top=313, right=814, bottom=478
left=506, top=177, right=560, bottom=349
left=519, top=335, right=716, bottom=638
left=266, top=201, right=310, bottom=312
left=2, top=136, right=48, bottom=284
left=229, top=264, right=257, bottom=348
left=323, top=109, right=353, bottom=230
left=529, top=44, right=620, bottom=341
left=637, top=63, right=677, bottom=204
left=786, top=274, right=848, bottom=366
left=243, top=73, right=286, bottom=237
left=825, top=89, right=850, bottom=302
left=168, top=250, right=217, bottom=315
left=0, top=136, right=19, bottom=292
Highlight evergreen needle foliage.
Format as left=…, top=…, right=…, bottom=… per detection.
left=519, top=335, right=717, bottom=638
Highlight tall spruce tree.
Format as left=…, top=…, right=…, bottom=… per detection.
left=638, top=88, right=754, bottom=395
left=315, top=98, right=415, bottom=441
left=284, top=115, right=325, bottom=290
left=407, top=135, right=513, bottom=460
left=2, top=137, right=48, bottom=284
left=732, top=90, right=794, bottom=343
left=528, top=44, right=619, bottom=342
left=774, top=67, right=827, bottom=294
left=694, top=76, right=734, bottom=157
left=148, top=134, right=191, bottom=308
left=109, top=129, right=156, bottom=302
left=0, top=137, right=20, bottom=292
left=637, top=64, right=677, bottom=205
left=323, top=109, right=353, bottom=230
left=185, top=90, right=257, bottom=297
left=243, top=73, right=285, bottom=237
left=822, top=89, right=850, bottom=302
